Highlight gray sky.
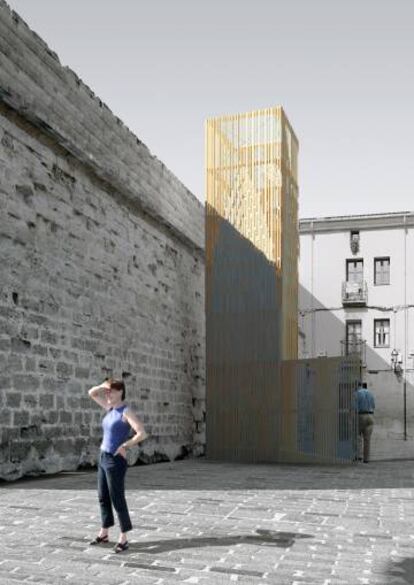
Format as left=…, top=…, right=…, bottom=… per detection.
left=7, top=0, right=414, bottom=218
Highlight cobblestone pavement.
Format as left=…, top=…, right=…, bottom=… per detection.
left=0, top=459, right=414, bottom=585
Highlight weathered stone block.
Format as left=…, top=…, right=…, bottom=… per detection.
left=10, top=441, right=32, bottom=462
left=40, top=330, right=58, bottom=345
left=74, top=411, right=83, bottom=425
left=23, top=393, right=38, bottom=408
left=0, top=375, right=12, bottom=390
left=24, top=357, right=37, bottom=371
left=75, top=366, right=90, bottom=379
left=20, top=425, right=41, bottom=439
left=0, top=338, right=11, bottom=352
left=13, top=411, right=30, bottom=426
left=44, top=426, right=62, bottom=439
left=56, top=361, right=74, bottom=379
left=59, top=410, right=72, bottom=424
left=31, top=344, right=48, bottom=357
left=11, top=337, right=31, bottom=353
left=1, top=427, right=20, bottom=444
left=0, top=408, right=12, bottom=425
left=66, top=380, right=82, bottom=394
left=43, top=411, right=59, bottom=424
left=39, top=394, right=55, bottom=409
left=6, top=354, right=23, bottom=372
left=42, top=377, right=66, bottom=392
left=13, top=374, right=40, bottom=391
left=38, top=360, right=55, bottom=374
left=6, top=392, right=22, bottom=408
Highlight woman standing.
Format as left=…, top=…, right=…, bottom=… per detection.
left=88, top=378, right=147, bottom=553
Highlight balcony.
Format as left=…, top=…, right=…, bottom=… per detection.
left=342, top=280, right=368, bottom=307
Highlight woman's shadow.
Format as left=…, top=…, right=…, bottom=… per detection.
left=125, top=529, right=312, bottom=554
left=65, top=529, right=313, bottom=555
left=385, top=557, right=414, bottom=584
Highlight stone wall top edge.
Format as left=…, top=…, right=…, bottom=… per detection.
left=0, top=1, right=150, bottom=159
left=0, top=0, right=205, bottom=249
left=1, top=0, right=60, bottom=63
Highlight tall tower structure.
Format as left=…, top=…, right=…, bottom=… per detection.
left=206, top=106, right=299, bottom=359
left=205, top=106, right=299, bottom=461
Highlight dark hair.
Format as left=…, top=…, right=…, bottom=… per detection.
left=108, top=379, right=126, bottom=400
left=362, top=382, right=368, bottom=389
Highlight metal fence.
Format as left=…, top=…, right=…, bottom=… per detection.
left=340, top=337, right=366, bottom=368
left=207, top=354, right=360, bottom=465
left=278, top=356, right=360, bottom=464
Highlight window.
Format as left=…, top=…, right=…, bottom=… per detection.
left=350, top=231, right=360, bottom=254
left=374, top=319, right=390, bottom=348
left=345, top=320, right=362, bottom=355
left=374, top=257, right=390, bottom=285
left=346, top=259, right=364, bottom=283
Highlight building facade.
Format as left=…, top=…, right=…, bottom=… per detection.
left=299, top=211, right=414, bottom=460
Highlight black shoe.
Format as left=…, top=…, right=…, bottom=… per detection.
left=363, top=460, right=369, bottom=463
left=114, top=541, right=129, bottom=553
left=90, top=535, right=109, bottom=545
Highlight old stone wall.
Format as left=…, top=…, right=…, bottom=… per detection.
left=0, top=1, right=205, bottom=480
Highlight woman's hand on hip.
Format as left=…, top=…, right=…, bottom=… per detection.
left=114, top=446, right=127, bottom=459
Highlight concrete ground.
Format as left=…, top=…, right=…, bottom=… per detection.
left=0, top=458, right=413, bottom=585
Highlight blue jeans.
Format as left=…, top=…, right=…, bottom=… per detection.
left=97, top=451, right=132, bottom=533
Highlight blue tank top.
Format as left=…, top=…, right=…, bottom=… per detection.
left=100, top=405, right=131, bottom=454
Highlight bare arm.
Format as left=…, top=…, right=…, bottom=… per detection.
left=114, top=410, right=148, bottom=457
left=88, top=380, right=110, bottom=410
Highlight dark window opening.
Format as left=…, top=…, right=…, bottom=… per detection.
left=374, top=257, right=390, bottom=285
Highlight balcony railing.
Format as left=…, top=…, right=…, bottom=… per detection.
left=342, top=280, right=368, bottom=306
left=340, top=338, right=366, bottom=366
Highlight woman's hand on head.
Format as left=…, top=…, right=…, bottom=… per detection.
left=88, top=380, right=111, bottom=409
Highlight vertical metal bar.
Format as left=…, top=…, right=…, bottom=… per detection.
left=404, top=214, right=407, bottom=440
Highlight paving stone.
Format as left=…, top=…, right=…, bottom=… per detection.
left=0, top=459, right=414, bottom=584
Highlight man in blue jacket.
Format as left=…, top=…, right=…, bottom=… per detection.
left=357, top=382, right=375, bottom=463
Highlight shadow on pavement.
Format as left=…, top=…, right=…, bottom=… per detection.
left=385, top=556, right=414, bottom=584
left=60, top=529, right=312, bottom=554
left=1, top=459, right=414, bottom=491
